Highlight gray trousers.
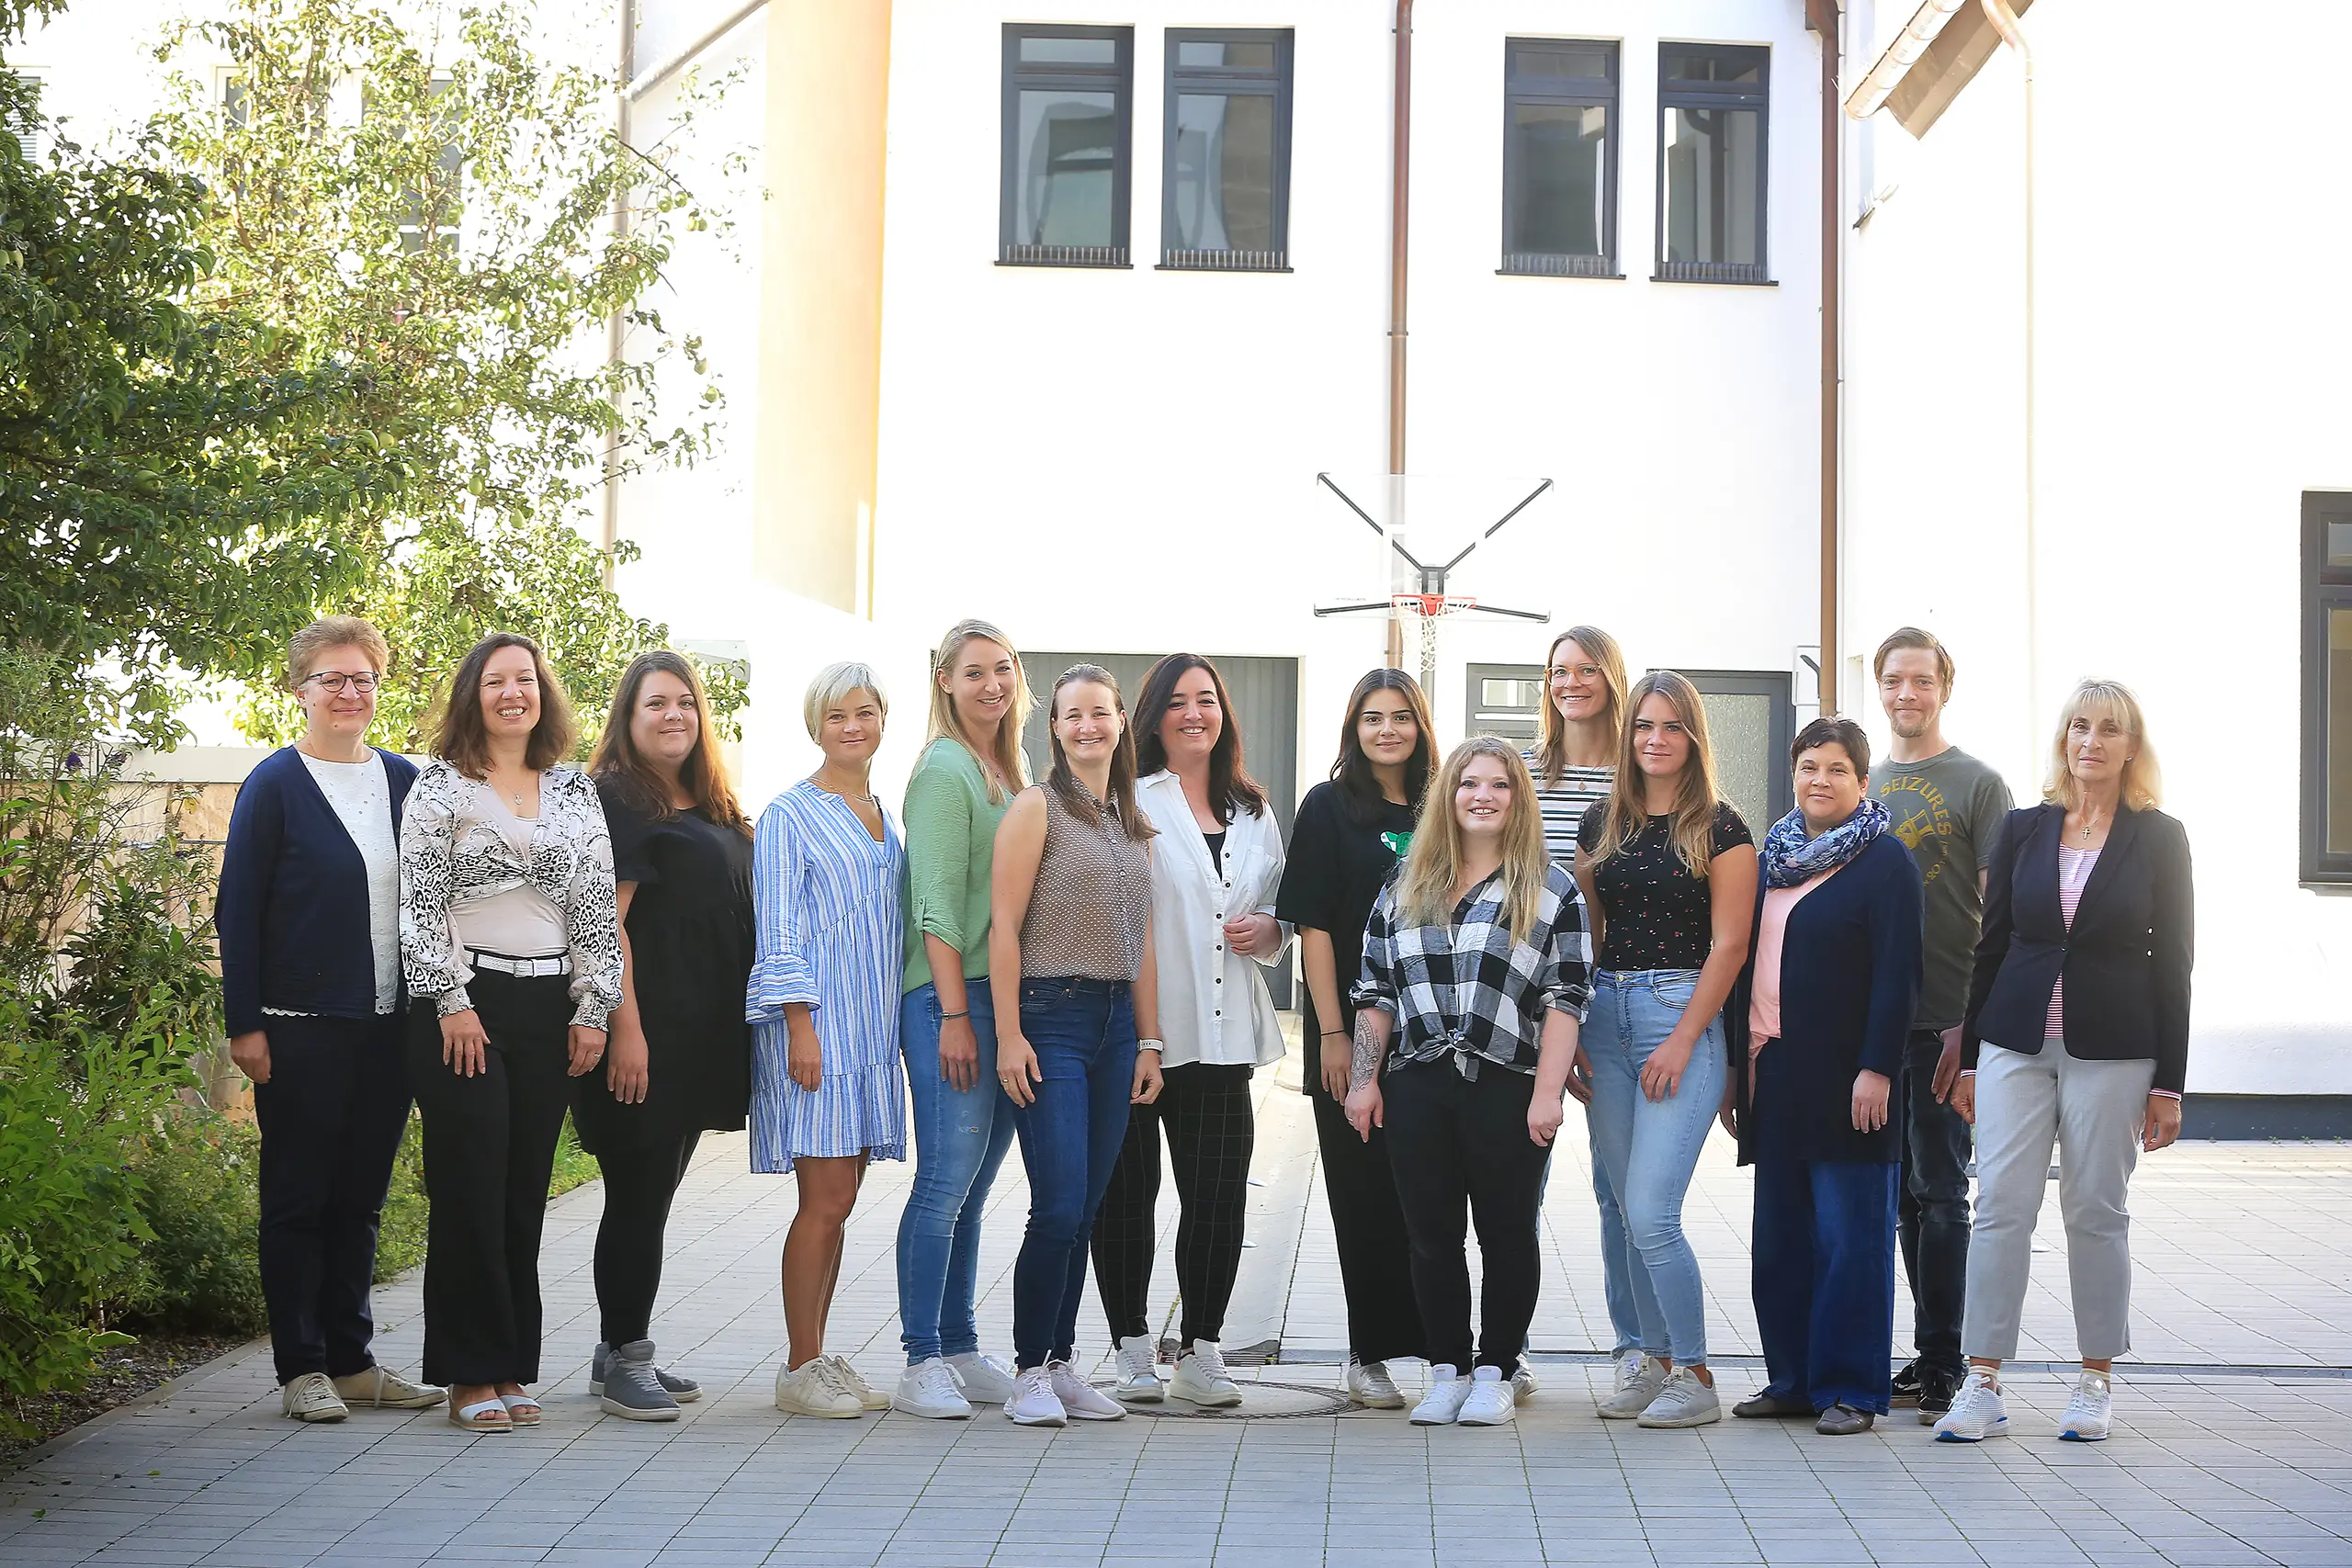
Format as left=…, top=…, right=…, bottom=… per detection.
left=1962, top=1041, right=2156, bottom=1362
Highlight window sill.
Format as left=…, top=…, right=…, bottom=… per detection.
left=998, top=245, right=1131, bottom=269
left=1651, top=263, right=1776, bottom=287
left=1159, top=250, right=1292, bottom=273
left=1497, top=262, right=1623, bottom=280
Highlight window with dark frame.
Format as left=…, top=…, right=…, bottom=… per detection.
left=2301, top=491, right=2352, bottom=883
left=1161, top=29, right=1293, bottom=272
left=1500, top=39, right=1618, bottom=278
left=1682, top=668, right=1793, bottom=830
left=1001, top=26, right=1134, bottom=268
left=1656, top=42, right=1770, bottom=285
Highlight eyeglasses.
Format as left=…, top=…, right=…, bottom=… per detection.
left=1547, top=665, right=1603, bottom=683
left=301, top=671, right=382, bottom=695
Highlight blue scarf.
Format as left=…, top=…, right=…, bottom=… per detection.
left=1760, top=797, right=1889, bottom=889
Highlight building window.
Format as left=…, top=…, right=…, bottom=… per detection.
left=1500, top=39, right=1617, bottom=278
left=1683, top=669, right=1793, bottom=830
left=6, top=68, right=48, bottom=163
left=1160, top=29, right=1292, bottom=272
left=1466, top=664, right=1546, bottom=740
left=1656, top=43, right=1770, bottom=285
left=1001, top=26, right=1133, bottom=268
left=2301, top=491, right=2352, bottom=883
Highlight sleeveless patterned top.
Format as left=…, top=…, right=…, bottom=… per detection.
left=1021, top=780, right=1152, bottom=982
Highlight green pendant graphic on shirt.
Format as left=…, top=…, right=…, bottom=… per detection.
left=1381, top=829, right=1413, bottom=858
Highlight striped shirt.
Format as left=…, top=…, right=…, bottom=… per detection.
left=1522, top=749, right=1614, bottom=872
left=2043, top=844, right=2098, bottom=1040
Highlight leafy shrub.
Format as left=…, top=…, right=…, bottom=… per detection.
left=118, top=1111, right=266, bottom=1337
left=374, top=1115, right=428, bottom=1282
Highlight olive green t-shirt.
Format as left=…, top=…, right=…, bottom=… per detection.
left=1872, top=745, right=2014, bottom=1031
left=899, top=738, right=1012, bottom=995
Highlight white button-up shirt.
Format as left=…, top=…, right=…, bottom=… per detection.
left=1136, top=771, right=1292, bottom=1068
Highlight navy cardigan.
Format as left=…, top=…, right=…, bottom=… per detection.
left=217, top=746, right=420, bottom=1036
left=1726, top=831, right=1923, bottom=1166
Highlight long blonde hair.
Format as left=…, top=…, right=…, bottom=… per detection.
left=2044, top=678, right=2163, bottom=812
left=1534, top=625, right=1628, bottom=787
left=1589, top=670, right=1727, bottom=878
left=1396, top=737, right=1550, bottom=942
left=925, top=617, right=1031, bottom=804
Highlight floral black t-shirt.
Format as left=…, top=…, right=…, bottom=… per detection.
left=1577, top=801, right=1753, bottom=973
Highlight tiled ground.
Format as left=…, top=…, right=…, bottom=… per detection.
left=6, top=1050, right=2352, bottom=1567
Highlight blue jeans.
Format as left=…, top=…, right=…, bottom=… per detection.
left=1752, top=1151, right=1899, bottom=1414
left=1009, top=978, right=1138, bottom=1370
left=1583, top=969, right=1727, bottom=1367
left=1590, top=1153, right=1642, bottom=1357
left=896, top=981, right=1019, bottom=1365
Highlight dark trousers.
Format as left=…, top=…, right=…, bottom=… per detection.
left=1092, top=1061, right=1255, bottom=1348
left=1380, top=1062, right=1549, bottom=1373
left=252, top=1011, right=413, bottom=1385
left=1009, top=978, right=1138, bottom=1370
left=1752, top=1155, right=1900, bottom=1414
left=1308, top=1071, right=1423, bottom=1365
left=405, top=971, right=573, bottom=1387
left=1898, top=1028, right=1973, bottom=1379
left=592, top=1131, right=701, bottom=1347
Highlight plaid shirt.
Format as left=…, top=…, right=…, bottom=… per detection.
left=1352, top=863, right=1591, bottom=1078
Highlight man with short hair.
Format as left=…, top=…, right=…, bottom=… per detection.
left=1871, top=628, right=2013, bottom=1421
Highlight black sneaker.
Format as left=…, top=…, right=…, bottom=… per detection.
left=1917, top=1367, right=1962, bottom=1422
left=1890, top=1360, right=1923, bottom=1408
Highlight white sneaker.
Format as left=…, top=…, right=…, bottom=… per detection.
left=2059, top=1370, right=2111, bottom=1442
left=1636, top=1366, right=1723, bottom=1427
left=1511, top=1356, right=1538, bottom=1404
left=1599, top=1353, right=1670, bottom=1418
left=892, top=1358, right=973, bottom=1419
left=1933, top=1369, right=2010, bottom=1442
left=1112, top=1335, right=1163, bottom=1403
left=948, top=1351, right=1018, bottom=1405
left=1004, top=1365, right=1066, bottom=1427
left=825, top=1354, right=892, bottom=1411
left=774, top=1358, right=864, bottom=1418
left=1169, top=1343, right=1242, bottom=1408
left=280, top=1371, right=349, bottom=1423
left=1458, top=1368, right=1515, bottom=1427
left=1048, top=1360, right=1126, bottom=1420
left=1345, top=1359, right=1406, bottom=1410
left=1410, top=1365, right=1471, bottom=1426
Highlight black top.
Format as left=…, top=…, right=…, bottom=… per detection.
left=1577, top=801, right=1753, bottom=972
left=1204, top=829, right=1226, bottom=875
left=1962, top=802, right=2194, bottom=1096
left=571, top=779, right=757, bottom=1154
left=1275, top=781, right=1419, bottom=1098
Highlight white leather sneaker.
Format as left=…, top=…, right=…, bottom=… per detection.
left=1510, top=1356, right=1538, bottom=1404
left=1635, top=1366, right=1723, bottom=1427
left=1169, top=1343, right=1242, bottom=1408
left=1599, top=1353, right=1670, bottom=1418
left=825, top=1355, right=892, bottom=1411
left=2059, top=1370, right=2111, bottom=1442
left=892, top=1357, right=973, bottom=1419
left=1345, top=1359, right=1406, bottom=1409
left=948, top=1351, right=1019, bottom=1405
left=281, top=1371, right=349, bottom=1423
left=1004, top=1365, right=1066, bottom=1427
left=1933, top=1368, right=2010, bottom=1443
left=1411, top=1365, right=1472, bottom=1426
left=1048, top=1360, right=1127, bottom=1420
left=775, top=1358, right=863, bottom=1418
left=1458, top=1368, right=1516, bottom=1427
left=1112, top=1335, right=1163, bottom=1403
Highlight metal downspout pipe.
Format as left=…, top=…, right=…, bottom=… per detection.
left=1981, top=0, right=2040, bottom=750
left=1385, top=0, right=1412, bottom=672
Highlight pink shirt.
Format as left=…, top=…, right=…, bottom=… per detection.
left=2044, top=844, right=2099, bottom=1039
left=1747, top=863, right=1842, bottom=1047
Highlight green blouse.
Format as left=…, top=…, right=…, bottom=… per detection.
left=899, top=736, right=1012, bottom=995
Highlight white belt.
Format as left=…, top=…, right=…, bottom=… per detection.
left=469, top=950, right=567, bottom=978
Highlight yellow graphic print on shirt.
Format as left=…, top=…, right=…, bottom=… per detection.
left=1881, top=776, right=1954, bottom=886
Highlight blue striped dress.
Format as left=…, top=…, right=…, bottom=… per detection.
left=746, top=781, right=908, bottom=1174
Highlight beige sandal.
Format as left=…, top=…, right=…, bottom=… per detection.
left=449, top=1396, right=512, bottom=1432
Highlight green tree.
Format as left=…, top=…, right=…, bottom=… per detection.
left=153, top=0, right=745, bottom=750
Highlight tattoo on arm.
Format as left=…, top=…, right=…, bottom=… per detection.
left=1349, top=1010, right=1385, bottom=1093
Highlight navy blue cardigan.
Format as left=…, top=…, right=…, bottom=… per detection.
left=217, top=746, right=420, bottom=1036
left=1726, top=831, right=1923, bottom=1166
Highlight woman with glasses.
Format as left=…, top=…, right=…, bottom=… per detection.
left=219, top=616, right=444, bottom=1424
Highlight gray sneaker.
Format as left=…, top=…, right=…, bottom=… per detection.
left=598, top=1340, right=683, bottom=1422
left=1598, top=1353, right=1669, bottom=1418
left=1635, top=1366, right=1723, bottom=1428
left=593, top=1340, right=701, bottom=1404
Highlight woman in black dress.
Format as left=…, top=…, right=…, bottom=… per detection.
left=577, top=650, right=756, bottom=1419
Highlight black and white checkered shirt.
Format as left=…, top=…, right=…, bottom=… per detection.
left=1352, top=863, right=1591, bottom=1078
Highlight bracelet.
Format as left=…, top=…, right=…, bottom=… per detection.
left=939, top=1010, right=968, bottom=1021
left=1138, top=1038, right=1164, bottom=1054
left=1321, top=1030, right=1348, bottom=1038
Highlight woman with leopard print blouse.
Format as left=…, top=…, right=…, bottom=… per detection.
left=399, top=631, right=623, bottom=1433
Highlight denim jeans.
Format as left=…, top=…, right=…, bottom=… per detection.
left=1589, top=1151, right=1642, bottom=1356
left=1897, top=1027, right=1973, bottom=1379
left=1009, top=977, right=1138, bottom=1370
left=1582, top=968, right=1727, bottom=1367
left=896, top=981, right=1019, bottom=1365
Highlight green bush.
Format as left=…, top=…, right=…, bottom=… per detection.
left=118, top=1111, right=266, bottom=1337
left=374, top=1115, right=429, bottom=1282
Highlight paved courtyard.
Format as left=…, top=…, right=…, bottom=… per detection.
left=7, top=1049, right=2352, bottom=1567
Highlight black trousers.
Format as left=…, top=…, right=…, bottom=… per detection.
left=405, top=970, right=573, bottom=1387
left=1092, top=1062, right=1255, bottom=1348
left=1380, top=1062, right=1550, bottom=1373
left=252, top=1011, right=413, bottom=1385
left=1898, top=1028, right=1973, bottom=1380
left=593, top=1130, right=701, bottom=1347
left=1308, top=1067, right=1424, bottom=1366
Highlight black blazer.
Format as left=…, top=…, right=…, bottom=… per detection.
left=1726, top=832, right=1922, bottom=1166
left=1961, top=801, right=2194, bottom=1095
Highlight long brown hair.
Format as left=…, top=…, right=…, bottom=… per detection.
left=1133, top=653, right=1267, bottom=822
left=1330, top=668, right=1437, bottom=826
left=434, top=631, right=574, bottom=776
left=1534, top=625, right=1628, bottom=787
left=1046, top=664, right=1154, bottom=841
left=926, top=617, right=1031, bottom=804
left=1588, top=670, right=1727, bottom=878
left=590, top=649, right=750, bottom=835
left=1396, top=738, right=1550, bottom=941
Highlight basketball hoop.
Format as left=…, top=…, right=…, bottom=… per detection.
left=1393, top=593, right=1479, bottom=619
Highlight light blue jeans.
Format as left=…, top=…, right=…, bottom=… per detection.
left=1583, top=968, right=1728, bottom=1368
left=896, top=981, right=1019, bottom=1365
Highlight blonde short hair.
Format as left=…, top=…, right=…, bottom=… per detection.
left=804, top=661, right=888, bottom=740
left=2044, top=678, right=2162, bottom=812
left=288, top=615, right=390, bottom=687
